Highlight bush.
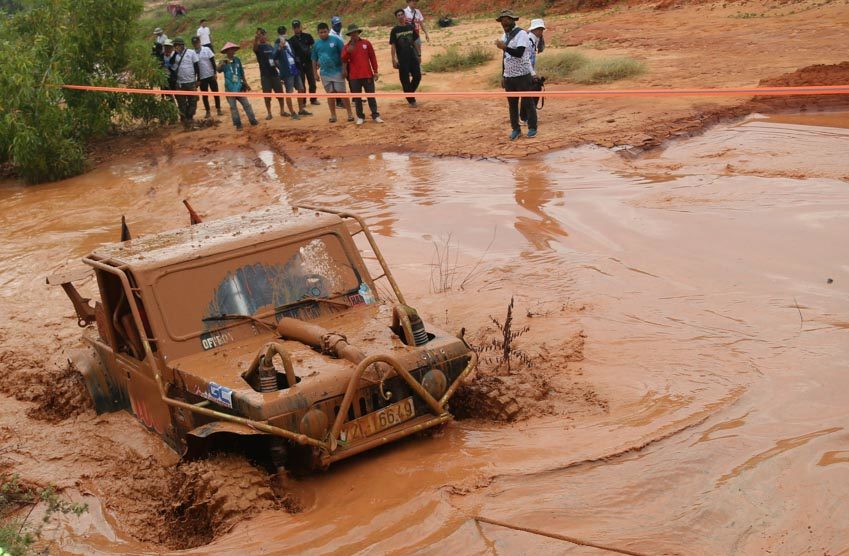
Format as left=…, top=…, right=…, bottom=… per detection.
left=423, top=45, right=493, bottom=72
left=0, top=0, right=176, bottom=184
left=570, top=56, right=646, bottom=84
left=485, top=50, right=644, bottom=89
left=1, top=473, right=88, bottom=555
left=535, top=50, right=590, bottom=79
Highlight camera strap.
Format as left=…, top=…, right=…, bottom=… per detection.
left=537, top=81, right=545, bottom=110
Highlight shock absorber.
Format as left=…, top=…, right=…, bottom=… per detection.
left=258, top=354, right=279, bottom=393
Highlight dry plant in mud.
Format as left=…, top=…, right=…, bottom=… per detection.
left=428, top=228, right=496, bottom=294
left=478, top=297, right=534, bottom=373
left=452, top=298, right=541, bottom=422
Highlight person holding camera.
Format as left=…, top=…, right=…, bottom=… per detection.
left=289, top=20, right=321, bottom=106
left=521, top=18, right=546, bottom=126
left=495, top=10, right=537, bottom=140
left=192, top=36, right=222, bottom=118
left=254, top=27, right=288, bottom=120
left=172, top=37, right=200, bottom=130
left=218, top=42, right=258, bottom=130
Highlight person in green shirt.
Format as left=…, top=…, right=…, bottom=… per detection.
left=217, top=42, right=258, bottom=130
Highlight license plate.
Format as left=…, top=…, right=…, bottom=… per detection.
left=340, top=397, right=416, bottom=443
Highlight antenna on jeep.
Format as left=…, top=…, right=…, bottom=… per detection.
left=120, top=215, right=132, bottom=241
left=182, top=199, right=203, bottom=225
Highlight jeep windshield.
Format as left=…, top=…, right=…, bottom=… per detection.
left=152, top=234, right=363, bottom=351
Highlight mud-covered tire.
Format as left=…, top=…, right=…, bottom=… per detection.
left=478, top=385, right=522, bottom=421
left=452, top=376, right=522, bottom=422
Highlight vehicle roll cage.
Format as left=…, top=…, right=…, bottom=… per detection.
left=79, top=205, right=476, bottom=464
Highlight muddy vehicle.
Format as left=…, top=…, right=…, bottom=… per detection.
left=51, top=205, right=476, bottom=470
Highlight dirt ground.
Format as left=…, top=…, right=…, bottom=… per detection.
left=1, top=0, right=849, bottom=554
left=95, top=0, right=849, bottom=165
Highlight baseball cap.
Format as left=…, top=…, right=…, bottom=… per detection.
left=331, top=15, right=341, bottom=24
left=292, top=19, right=302, bottom=27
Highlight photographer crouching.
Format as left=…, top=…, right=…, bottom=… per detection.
left=495, top=10, right=537, bottom=140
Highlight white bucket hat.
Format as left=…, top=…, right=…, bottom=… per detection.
left=528, top=19, right=546, bottom=31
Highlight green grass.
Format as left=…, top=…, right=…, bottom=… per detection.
left=486, top=72, right=503, bottom=88
left=422, top=46, right=493, bottom=72
left=141, top=0, right=344, bottom=45
left=535, top=50, right=590, bottom=79
left=485, top=49, right=644, bottom=88
left=570, top=56, right=645, bottom=84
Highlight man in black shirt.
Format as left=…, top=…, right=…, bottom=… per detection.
left=289, top=20, right=320, bottom=106
left=390, top=8, right=421, bottom=107
left=253, top=28, right=287, bottom=119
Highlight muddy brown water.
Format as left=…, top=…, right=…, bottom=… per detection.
left=1, top=112, right=848, bottom=554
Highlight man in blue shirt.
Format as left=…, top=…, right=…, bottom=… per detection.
left=217, top=42, right=258, bottom=130
left=311, top=22, right=354, bottom=123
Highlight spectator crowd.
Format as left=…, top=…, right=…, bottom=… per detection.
left=152, top=4, right=546, bottom=139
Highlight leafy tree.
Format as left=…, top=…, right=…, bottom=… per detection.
left=0, top=0, right=176, bottom=184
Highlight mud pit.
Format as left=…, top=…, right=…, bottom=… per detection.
left=1, top=109, right=848, bottom=554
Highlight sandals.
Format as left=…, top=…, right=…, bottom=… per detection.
left=329, top=116, right=337, bottom=123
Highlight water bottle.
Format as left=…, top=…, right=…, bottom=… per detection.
left=358, top=283, right=376, bottom=304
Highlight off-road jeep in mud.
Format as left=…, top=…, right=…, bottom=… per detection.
left=51, top=206, right=476, bottom=470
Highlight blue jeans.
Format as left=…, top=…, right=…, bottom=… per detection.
left=226, top=96, right=257, bottom=128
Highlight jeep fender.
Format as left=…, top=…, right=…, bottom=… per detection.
left=70, top=348, right=122, bottom=414
left=184, top=421, right=267, bottom=459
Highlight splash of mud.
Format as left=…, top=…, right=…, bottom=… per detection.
left=453, top=327, right=601, bottom=422
left=0, top=333, right=92, bottom=423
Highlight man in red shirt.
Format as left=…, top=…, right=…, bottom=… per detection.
left=341, top=24, right=384, bottom=125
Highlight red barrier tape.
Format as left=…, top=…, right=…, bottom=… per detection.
left=61, top=83, right=849, bottom=99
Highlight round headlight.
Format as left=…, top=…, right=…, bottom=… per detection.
left=299, top=408, right=329, bottom=439
left=422, top=369, right=448, bottom=400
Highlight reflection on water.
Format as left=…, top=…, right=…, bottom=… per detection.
left=1, top=112, right=848, bottom=555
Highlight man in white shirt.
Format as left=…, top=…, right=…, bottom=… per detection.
left=403, top=0, right=430, bottom=46
left=172, top=37, right=201, bottom=129
left=197, top=19, right=213, bottom=51
left=494, top=10, right=537, bottom=140
left=192, top=36, right=222, bottom=118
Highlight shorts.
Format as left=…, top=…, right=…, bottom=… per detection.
left=282, top=74, right=304, bottom=93
left=321, top=75, right=346, bottom=93
left=260, top=73, right=283, bottom=94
